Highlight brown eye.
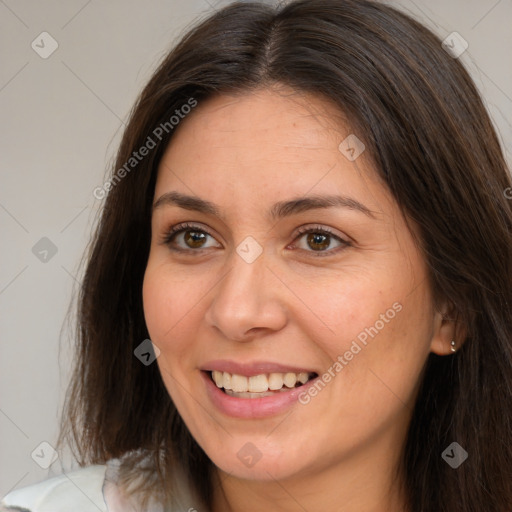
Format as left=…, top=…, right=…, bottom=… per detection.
left=306, top=232, right=331, bottom=251
left=293, top=226, right=351, bottom=256
left=162, top=223, right=221, bottom=252
left=183, top=230, right=208, bottom=248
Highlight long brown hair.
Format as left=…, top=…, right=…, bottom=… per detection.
left=57, top=0, right=512, bottom=510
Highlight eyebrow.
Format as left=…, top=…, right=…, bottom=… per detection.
left=152, top=191, right=376, bottom=220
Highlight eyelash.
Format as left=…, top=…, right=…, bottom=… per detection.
left=161, top=222, right=351, bottom=257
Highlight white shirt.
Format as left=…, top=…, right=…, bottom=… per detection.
left=1, top=453, right=201, bottom=512
left=1, top=465, right=110, bottom=512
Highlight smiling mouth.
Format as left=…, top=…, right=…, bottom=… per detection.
left=209, top=370, right=318, bottom=398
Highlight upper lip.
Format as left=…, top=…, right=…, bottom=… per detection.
left=201, top=360, right=318, bottom=377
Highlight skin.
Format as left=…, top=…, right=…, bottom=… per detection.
left=142, top=86, right=457, bottom=512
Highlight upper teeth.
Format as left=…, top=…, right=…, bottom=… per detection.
left=211, top=370, right=312, bottom=393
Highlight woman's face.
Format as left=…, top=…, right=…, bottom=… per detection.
left=143, top=88, right=452, bottom=483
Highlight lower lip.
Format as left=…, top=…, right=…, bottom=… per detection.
left=201, top=371, right=318, bottom=419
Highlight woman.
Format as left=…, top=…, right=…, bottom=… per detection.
left=3, top=0, right=512, bottom=511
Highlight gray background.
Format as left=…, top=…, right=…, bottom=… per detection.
left=1, top=0, right=511, bottom=496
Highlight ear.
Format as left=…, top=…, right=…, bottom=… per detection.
left=430, top=301, right=466, bottom=355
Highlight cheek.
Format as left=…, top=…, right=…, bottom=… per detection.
left=142, top=265, right=192, bottom=370
left=142, top=266, right=196, bottom=403
left=335, top=287, right=433, bottom=413
left=297, top=268, right=404, bottom=358
left=142, top=261, right=219, bottom=381
left=300, top=264, right=432, bottom=395
left=143, top=263, right=198, bottom=342
left=142, top=267, right=171, bottom=339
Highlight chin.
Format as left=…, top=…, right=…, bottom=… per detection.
left=202, top=435, right=311, bottom=482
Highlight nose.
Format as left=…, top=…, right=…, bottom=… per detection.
left=203, top=250, right=288, bottom=342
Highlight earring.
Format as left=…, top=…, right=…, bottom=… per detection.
left=450, top=340, right=456, bottom=353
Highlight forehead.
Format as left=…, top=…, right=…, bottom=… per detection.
left=153, top=87, right=389, bottom=216
left=166, top=87, right=344, bottom=152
